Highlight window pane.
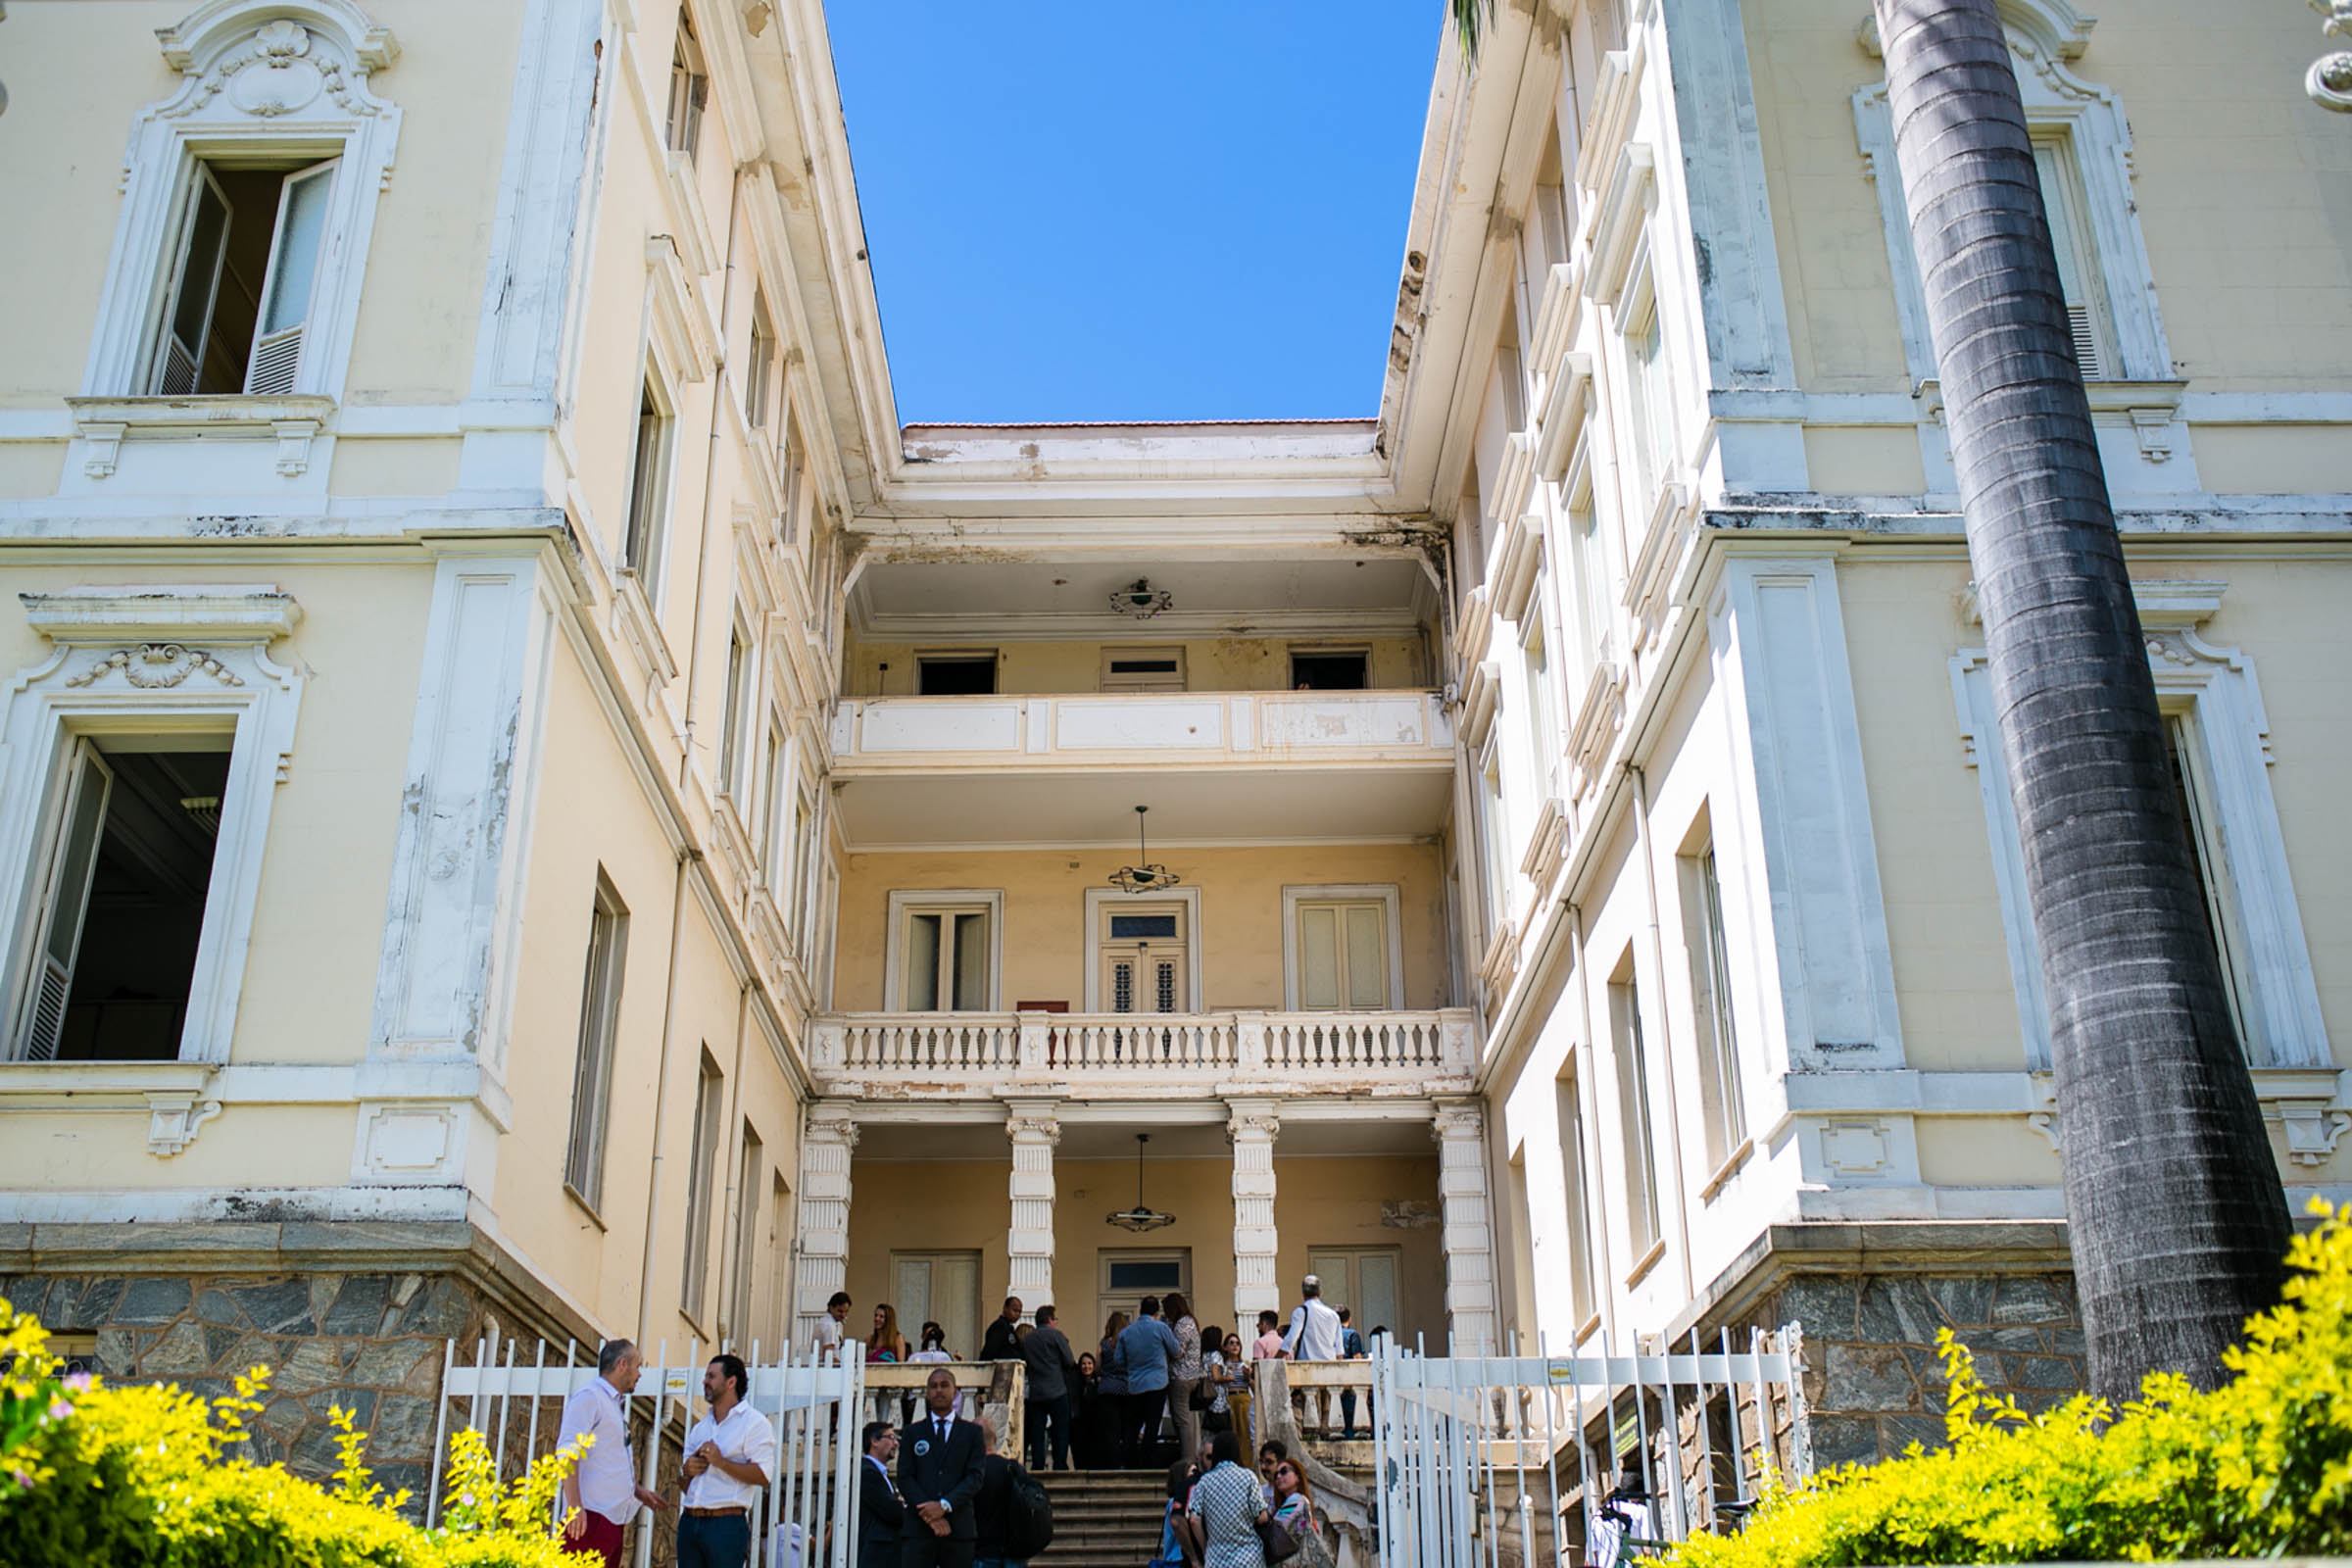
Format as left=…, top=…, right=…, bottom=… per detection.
left=159, top=172, right=233, bottom=393
left=906, top=913, right=941, bottom=1010
left=1299, top=906, right=1339, bottom=1009
left=1108, top=913, right=1178, bottom=940
left=952, top=911, right=989, bottom=1010
left=1345, top=905, right=1386, bottom=1008
left=261, top=163, right=334, bottom=337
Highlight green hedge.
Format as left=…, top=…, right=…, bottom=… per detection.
left=1673, top=1200, right=2352, bottom=1568
left=0, top=1301, right=579, bottom=1568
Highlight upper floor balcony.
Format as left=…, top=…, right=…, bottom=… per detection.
left=808, top=1006, right=1477, bottom=1100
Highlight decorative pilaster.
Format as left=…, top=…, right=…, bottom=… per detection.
left=1227, top=1099, right=1282, bottom=1332
left=1433, top=1101, right=1498, bottom=1353
left=1005, top=1101, right=1060, bottom=1319
left=793, top=1106, right=858, bottom=1348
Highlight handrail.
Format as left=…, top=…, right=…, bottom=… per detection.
left=812, top=1008, right=1477, bottom=1083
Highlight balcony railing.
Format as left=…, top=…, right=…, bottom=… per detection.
left=808, top=1008, right=1476, bottom=1094
left=828, top=690, right=1454, bottom=771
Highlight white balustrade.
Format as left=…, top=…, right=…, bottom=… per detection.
left=828, top=690, right=1455, bottom=770
left=812, top=1008, right=1473, bottom=1092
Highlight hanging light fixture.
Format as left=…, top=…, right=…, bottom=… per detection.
left=1108, top=805, right=1182, bottom=895
left=1110, top=577, right=1174, bottom=618
left=1106, top=1133, right=1177, bottom=1232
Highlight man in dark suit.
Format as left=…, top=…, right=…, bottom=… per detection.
left=979, top=1297, right=1024, bottom=1361
left=857, top=1422, right=904, bottom=1568
left=898, top=1368, right=985, bottom=1568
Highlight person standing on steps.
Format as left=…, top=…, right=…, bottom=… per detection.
left=1162, top=1292, right=1204, bottom=1463
left=1019, top=1302, right=1078, bottom=1471
left=898, top=1367, right=985, bottom=1568
left=1115, top=1295, right=1183, bottom=1468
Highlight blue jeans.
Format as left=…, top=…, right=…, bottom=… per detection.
left=678, top=1511, right=752, bottom=1568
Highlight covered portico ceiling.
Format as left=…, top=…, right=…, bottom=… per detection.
left=833, top=766, right=1453, bottom=851
left=847, top=557, right=1436, bottom=641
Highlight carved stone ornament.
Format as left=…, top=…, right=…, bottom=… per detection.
left=153, top=0, right=399, bottom=125
left=66, top=643, right=246, bottom=689
left=147, top=1090, right=224, bottom=1156
left=2311, top=0, right=2352, bottom=113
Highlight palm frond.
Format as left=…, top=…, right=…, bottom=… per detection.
left=1451, top=0, right=1492, bottom=64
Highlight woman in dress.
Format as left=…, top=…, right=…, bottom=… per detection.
left=866, top=1303, right=909, bottom=1363
left=1185, top=1429, right=1268, bottom=1568
left=1270, top=1458, right=1320, bottom=1548
left=1163, top=1291, right=1204, bottom=1460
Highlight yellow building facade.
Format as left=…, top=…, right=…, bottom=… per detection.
left=0, top=0, right=2345, bottom=1504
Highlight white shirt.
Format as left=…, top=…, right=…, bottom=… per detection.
left=682, top=1397, right=778, bottom=1511
left=558, top=1376, right=639, bottom=1525
left=1282, top=1298, right=1344, bottom=1360
left=813, top=1314, right=845, bottom=1361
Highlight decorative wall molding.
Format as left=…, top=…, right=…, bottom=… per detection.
left=81, top=0, right=402, bottom=405
left=146, top=1089, right=224, bottom=1156
left=369, top=557, right=557, bottom=1071
left=0, top=583, right=305, bottom=1066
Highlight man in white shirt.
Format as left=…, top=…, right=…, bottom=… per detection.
left=814, top=1290, right=853, bottom=1362
left=558, top=1339, right=669, bottom=1568
left=679, top=1351, right=778, bottom=1568
left=1280, top=1275, right=1345, bottom=1435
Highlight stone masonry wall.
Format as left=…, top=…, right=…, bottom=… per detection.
left=1743, top=1268, right=2087, bottom=1469
left=1, top=1266, right=502, bottom=1508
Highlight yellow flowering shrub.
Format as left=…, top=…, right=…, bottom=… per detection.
left=1672, top=1199, right=2352, bottom=1568
left=0, top=1295, right=583, bottom=1568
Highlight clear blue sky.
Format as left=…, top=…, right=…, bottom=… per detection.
left=825, top=3, right=1441, bottom=424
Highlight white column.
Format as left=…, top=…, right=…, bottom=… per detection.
left=1228, top=1098, right=1282, bottom=1333
left=1434, top=1101, right=1498, bottom=1353
left=793, top=1104, right=858, bottom=1348
left=1005, top=1100, right=1060, bottom=1320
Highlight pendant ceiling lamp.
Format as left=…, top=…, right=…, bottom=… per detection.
left=1111, top=578, right=1174, bottom=618
left=1106, top=1133, right=1177, bottom=1232
left=1108, top=805, right=1182, bottom=895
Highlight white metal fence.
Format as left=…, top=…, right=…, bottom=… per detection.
left=1371, top=1327, right=1810, bottom=1568
left=433, top=1337, right=867, bottom=1568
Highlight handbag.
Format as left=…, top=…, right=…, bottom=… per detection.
left=1255, top=1514, right=1302, bottom=1564
left=1189, top=1378, right=1214, bottom=1411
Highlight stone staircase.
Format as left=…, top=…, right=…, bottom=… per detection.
left=1038, top=1469, right=1169, bottom=1568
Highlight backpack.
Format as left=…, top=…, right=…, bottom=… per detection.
left=1004, top=1462, right=1054, bottom=1559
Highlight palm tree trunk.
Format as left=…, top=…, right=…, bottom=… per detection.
left=1870, top=0, right=2288, bottom=1401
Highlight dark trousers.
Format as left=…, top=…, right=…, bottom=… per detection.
left=677, top=1511, right=753, bottom=1568
left=901, top=1531, right=976, bottom=1568
left=1121, top=1387, right=1166, bottom=1465
left=1026, top=1393, right=1071, bottom=1470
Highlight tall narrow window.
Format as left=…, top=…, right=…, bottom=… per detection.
left=149, top=158, right=339, bottom=396
left=667, top=12, right=709, bottom=159
left=1101, top=903, right=1188, bottom=1017
left=778, top=417, right=806, bottom=547
left=681, top=1051, right=724, bottom=1322
left=1681, top=843, right=1747, bottom=1172
left=1295, top=900, right=1390, bottom=1010
left=1554, top=1073, right=1598, bottom=1331
left=1566, top=493, right=1612, bottom=680
left=759, top=721, right=787, bottom=876
left=724, top=1125, right=763, bottom=1346
left=565, top=874, right=629, bottom=1209
left=745, top=292, right=778, bottom=429
left=2167, top=713, right=2257, bottom=1059
left=766, top=1170, right=794, bottom=1345
left=900, top=902, right=993, bottom=1011
left=1609, top=967, right=1662, bottom=1262
left=788, top=786, right=818, bottom=941
left=624, top=374, right=675, bottom=604
left=1479, top=742, right=1513, bottom=928
left=1622, top=305, right=1673, bottom=503
left=2031, top=134, right=2116, bottom=381
left=718, top=619, right=753, bottom=798
left=1523, top=610, right=1561, bottom=798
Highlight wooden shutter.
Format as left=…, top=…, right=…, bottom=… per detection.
left=2032, top=140, right=2110, bottom=380
left=245, top=161, right=337, bottom=395
left=152, top=168, right=233, bottom=395
left=19, top=743, right=114, bottom=1061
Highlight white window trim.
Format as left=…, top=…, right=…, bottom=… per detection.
left=81, top=1, right=401, bottom=405
left=1083, top=885, right=1204, bottom=1013
left=1855, top=8, right=2173, bottom=388
left=1279, top=884, right=1404, bottom=1012
left=0, top=585, right=305, bottom=1066
left=882, top=889, right=1004, bottom=1011
left=1952, top=582, right=2329, bottom=1073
